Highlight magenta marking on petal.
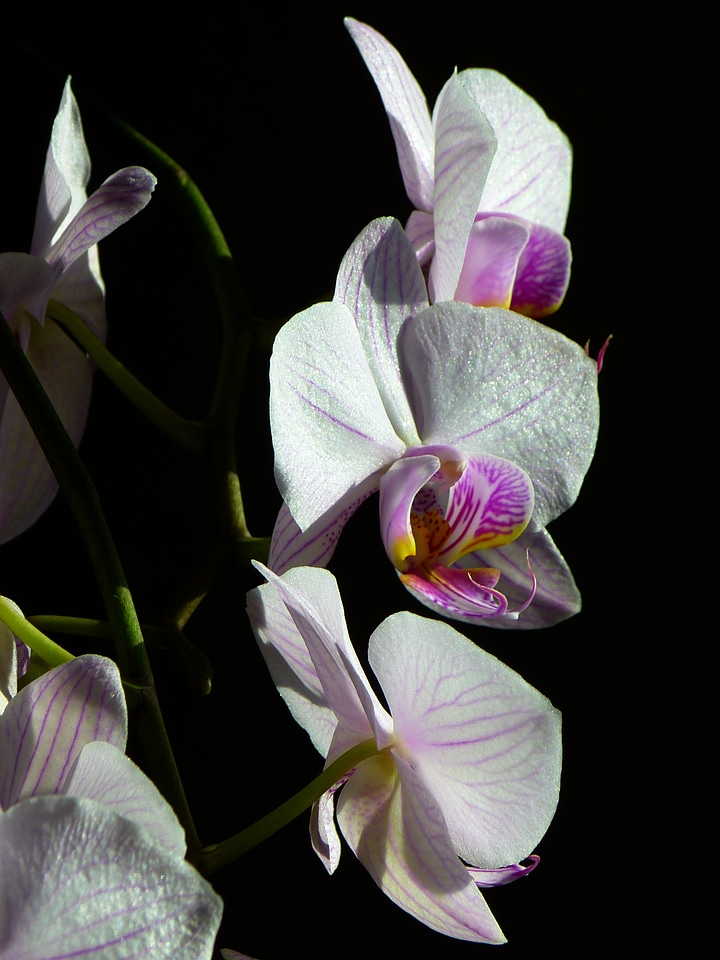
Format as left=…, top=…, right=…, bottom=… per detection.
left=509, top=221, right=571, bottom=319
left=468, top=854, right=540, bottom=888
left=401, top=564, right=510, bottom=620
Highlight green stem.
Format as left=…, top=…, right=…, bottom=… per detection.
left=0, top=598, right=74, bottom=666
left=0, top=309, right=200, bottom=851
left=199, top=738, right=381, bottom=875
left=47, top=300, right=205, bottom=453
left=104, top=115, right=252, bottom=543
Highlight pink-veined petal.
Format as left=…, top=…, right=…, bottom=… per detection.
left=248, top=565, right=344, bottom=756
left=459, top=68, right=571, bottom=232
left=337, top=752, right=506, bottom=943
left=510, top=219, right=572, bottom=319
left=268, top=483, right=376, bottom=575
left=250, top=565, right=391, bottom=749
left=64, top=741, right=186, bottom=858
left=270, top=300, right=405, bottom=531
left=30, top=77, right=90, bottom=258
left=405, top=209, right=435, bottom=265
left=0, top=796, right=222, bottom=959
left=453, top=215, right=529, bottom=308
left=429, top=74, right=497, bottom=303
left=345, top=19, right=435, bottom=210
left=399, top=303, right=599, bottom=528
left=334, top=217, right=426, bottom=445
left=369, top=612, right=562, bottom=867
left=461, top=526, right=581, bottom=629
left=0, top=655, right=126, bottom=807
left=45, top=166, right=156, bottom=276
left=400, top=564, right=510, bottom=622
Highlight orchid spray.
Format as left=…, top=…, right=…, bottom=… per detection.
left=0, top=17, right=605, bottom=956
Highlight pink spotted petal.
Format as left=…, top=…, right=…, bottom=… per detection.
left=510, top=221, right=572, bottom=319
left=0, top=655, right=127, bottom=808
left=453, top=215, right=529, bottom=308
left=337, top=752, right=506, bottom=943
left=468, top=855, right=540, bottom=888
left=268, top=484, right=377, bottom=576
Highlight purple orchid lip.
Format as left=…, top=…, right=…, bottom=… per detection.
left=379, top=447, right=534, bottom=621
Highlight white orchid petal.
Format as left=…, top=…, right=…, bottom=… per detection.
left=400, top=303, right=599, bottom=527
left=310, top=791, right=342, bottom=874
left=459, top=68, right=572, bottom=231
left=345, top=19, right=435, bottom=210
left=30, top=77, right=90, bottom=258
left=249, top=565, right=388, bottom=745
left=429, top=74, right=497, bottom=303
left=268, top=483, right=376, bottom=575
left=335, top=217, right=425, bottom=445
left=0, top=655, right=126, bottom=807
left=0, top=315, right=93, bottom=545
left=45, top=166, right=156, bottom=275
left=64, top=741, right=186, bottom=858
left=404, top=209, right=435, bottom=264
left=270, top=300, right=405, bottom=531
left=337, top=753, right=506, bottom=943
left=369, top=612, right=562, bottom=867
left=0, top=796, right=222, bottom=959
left=248, top=568, right=342, bottom=756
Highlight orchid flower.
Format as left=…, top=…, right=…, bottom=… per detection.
left=0, top=637, right=222, bottom=958
left=0, top=77, right=156, bottom=544
left=269, top=218, right=598, bottom=628
left=248, top=564, right=561, bottom=943
left=345, top=18, right=572, bottom=318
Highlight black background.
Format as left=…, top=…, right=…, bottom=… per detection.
left=1, top=5, right=691, bottom=957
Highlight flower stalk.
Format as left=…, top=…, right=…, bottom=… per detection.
left=0, top=307, right=200, bottom=851
left=200, top=737, right=379, bottom=875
